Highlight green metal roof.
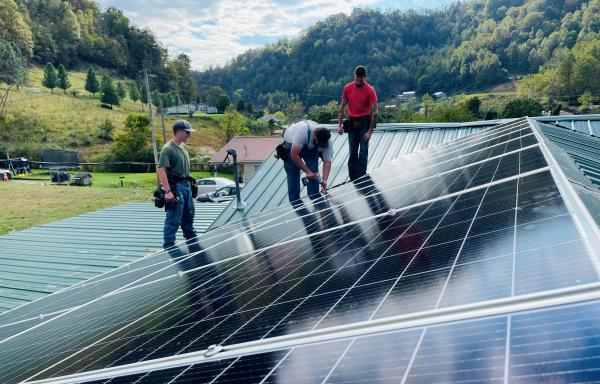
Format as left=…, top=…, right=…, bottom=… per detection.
left=0, top=202, right=228, bottom=313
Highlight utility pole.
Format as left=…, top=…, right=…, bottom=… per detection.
left=159, top=94, right=166, bottom=145
left=144, top=69, right=158, bottom=166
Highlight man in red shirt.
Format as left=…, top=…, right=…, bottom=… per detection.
left=337, top=66, right=378, bottom=181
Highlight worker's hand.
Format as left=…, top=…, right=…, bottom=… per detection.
left=364, top=130, right=373, bottom=141
left=306, top=171, right=318, bottom=181
left=338, top=124, right=344, bottom=135
left=320, top=180, right=328, bottom=193
left=164, top=191, right=174, bottom=202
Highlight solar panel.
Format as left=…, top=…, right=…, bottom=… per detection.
left=1, top=118, right=599, bottom=384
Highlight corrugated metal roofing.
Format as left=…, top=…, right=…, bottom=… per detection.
left=0, top=201, right=228, bottom=313
left=211, top=136, right=282, bottom=163
left=538, top=122, right=600, bottom=186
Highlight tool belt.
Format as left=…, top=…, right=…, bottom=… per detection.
left=343, top=115, right=371, bottom=132
left=166, top=175, right=198, bottom=198
left=274, top=142, right=288, bottom=161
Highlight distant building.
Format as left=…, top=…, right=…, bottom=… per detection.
left=259, top=114, right=285, bottom=126
left=206, top=106, right=218, bottom=114
left=211, top=136, right=282, bottom=182
left=399, top=91, right=416, bottom=101
left=384, top=105, right=397, bottom=109
left=433, top=91, right=447, bottom=99
left=165, top=104, right=196, bottom=115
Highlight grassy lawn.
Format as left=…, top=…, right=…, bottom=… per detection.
left=0, top=171, right=234, bottom=235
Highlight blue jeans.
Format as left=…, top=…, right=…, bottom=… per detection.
left=163, top=181, right=197, bottom=249
left=348, top=118, right=370, bottom=181
left=283, top=143, right=320, bottom=203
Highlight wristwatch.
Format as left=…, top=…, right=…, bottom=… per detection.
left=162, top=187, right=171, bottom=194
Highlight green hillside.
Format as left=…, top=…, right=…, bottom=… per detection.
left=1, top=66, right=223, bottom=161
left=198, top=0, right=600, bottom=110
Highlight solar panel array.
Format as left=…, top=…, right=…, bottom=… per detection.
left=1, top=118, right=599, bottom=384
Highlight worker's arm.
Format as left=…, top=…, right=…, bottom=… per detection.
left=290, top=144, right=317, bottom=180
left=338, top=98, right=347, bottom=135
left=364, top=102, right=378, bottom=141
left=157, top=166, right=174, bottom=202
left=321, top=160, right=331, bottom=193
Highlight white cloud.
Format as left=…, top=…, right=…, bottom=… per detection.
left=94, top=0, right=447, bottom=70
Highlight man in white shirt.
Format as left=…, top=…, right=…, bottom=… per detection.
left=282, top=120, right=333, bottom=203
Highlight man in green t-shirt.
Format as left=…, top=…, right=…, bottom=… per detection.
left=157, top=120, right=197, bottom=250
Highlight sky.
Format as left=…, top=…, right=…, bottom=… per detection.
left=95, top=0, right=453, bottom=71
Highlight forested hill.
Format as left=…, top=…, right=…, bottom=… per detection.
left=4, top=0, right=191, bottom=94
left=197, top=0, right=600, bottom=107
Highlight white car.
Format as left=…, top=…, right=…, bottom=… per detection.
left=196, top=185, right=243, bottom=203
left=196, top=177, right=235, bottom=195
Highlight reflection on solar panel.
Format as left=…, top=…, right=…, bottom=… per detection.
left=0, top=118, right=599, bottom=384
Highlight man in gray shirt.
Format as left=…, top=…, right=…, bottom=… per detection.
left=157, top=120, right=197, bottom=251
left=283, top=120, right=333, bottom=203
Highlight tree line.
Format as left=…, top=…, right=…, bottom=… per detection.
left=196, top=0, right=600, bottom=110
left=0, top=0, right=198, bottom=109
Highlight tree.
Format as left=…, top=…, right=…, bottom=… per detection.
left=307, top=101, right=339, bottom=123
left=85, top=68, right=100, bottom=97
left=116, top=82, right=126, bottom=100
left=0, top=40, right=27, bottom=116
left=0, top=0, right=33, bottom=58
left=285, top=101, right=304, bottom=123
left=100, top=75, right=120, bottom=106
left=112, top=114, right=153, bottom=162
left=578, top=91, right=594, bottom=112
left=216, top=94, right=231, bottom=113
left=421, top=94, right=435, bottom=117
left=57, top=64, right=71, bottom=94
left=219, top=106, right=249, bottom=144
left=129, top=82, right=140, bottom=102
left=236, top=99, right=245, bottom=113
left=42, top=63, right=58, bottom=94
left=503, top=98, right=542, bottom=118
left=464, top=96, right=480, bottom=117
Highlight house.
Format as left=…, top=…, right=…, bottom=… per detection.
left=165, top=104, right=196, bottom=115
left=399, top=91, right=416, bottom=100
left=433, top=91, right=447, bottom=99
left=206, top=106, right=218, bottom=114
left=211, top=136, right=282, bottom=182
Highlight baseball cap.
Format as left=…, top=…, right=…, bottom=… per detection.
left=315, top=127, right=331, bottom=148
left=173, top=119, right=195, bottom=133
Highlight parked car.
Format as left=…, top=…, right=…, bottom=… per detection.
left=196, top=177, right=235, bottom=195
left=196, top=185, right=243, bottom=203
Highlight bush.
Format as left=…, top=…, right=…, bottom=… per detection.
left=98, top=119, right=115, bottom=142
left=503, top=98, right=543, bottom=118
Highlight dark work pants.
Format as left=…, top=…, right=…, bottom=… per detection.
left=347, top=117, right=370, bottom=181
